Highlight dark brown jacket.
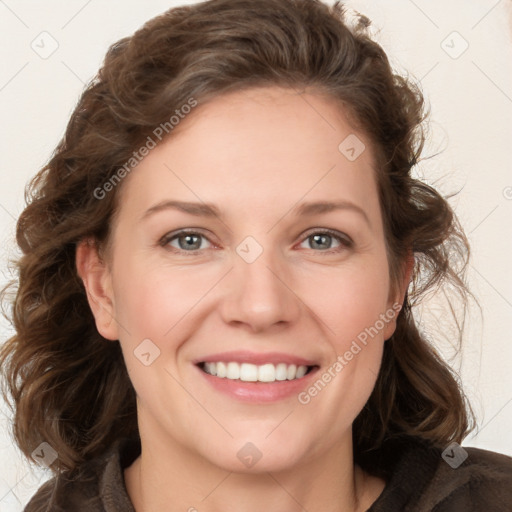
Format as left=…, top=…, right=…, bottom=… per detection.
left=24, top=436, right=512, bottom=511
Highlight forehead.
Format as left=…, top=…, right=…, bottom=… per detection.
left=168, top=86, right=372, bottom=165
left=115, top=86, right=381, bottom=225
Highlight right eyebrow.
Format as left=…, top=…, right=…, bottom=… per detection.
left=140, top=200, right=222, bottom=222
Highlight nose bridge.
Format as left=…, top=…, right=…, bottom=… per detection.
left=220, top=234, right=299, bottom=331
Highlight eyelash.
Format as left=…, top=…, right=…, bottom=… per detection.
left=159, top=228, right=353, bottom=255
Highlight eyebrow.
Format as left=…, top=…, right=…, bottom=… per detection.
left=294, top=200, right=370, bottom=225
left=140, top=199, right=370, bottom=225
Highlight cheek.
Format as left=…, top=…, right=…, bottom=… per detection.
left=111, top=254, right=196, bottom=333
left=109, top=262, right=192, bottom=411
left=110, top=255, right=220, bottom=370
left=298, top=268, right=390, bottom=436
left=311, top=260, right=391, bottom=342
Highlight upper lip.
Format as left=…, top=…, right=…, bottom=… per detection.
left=194, top=351, right=318, bottom=366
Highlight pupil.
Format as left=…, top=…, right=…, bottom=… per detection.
left=181, top=234, right=200, bottom=250
left=312, top=234, right=330, bottom=249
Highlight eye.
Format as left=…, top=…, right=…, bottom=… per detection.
left=160, top=230, right=213, bottom=253
left=159, top=228, right=353, bottom=255
left=298, top=229, right=353, bottom=253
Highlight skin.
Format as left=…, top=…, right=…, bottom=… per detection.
left=76, top=86, right=412, bottom=512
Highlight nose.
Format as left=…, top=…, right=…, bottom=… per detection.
left=218, top=244, right=301, bottom=333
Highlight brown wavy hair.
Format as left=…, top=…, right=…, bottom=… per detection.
left=0, top=0, right=475, bottom=476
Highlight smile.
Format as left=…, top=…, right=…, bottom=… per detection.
left=199, top=361, right=315, bottom=382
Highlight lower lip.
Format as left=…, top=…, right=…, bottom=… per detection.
left=196, top=365, right=319, bottom=403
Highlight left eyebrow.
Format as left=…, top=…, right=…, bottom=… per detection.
left=293, top=200, right=370, bottom=226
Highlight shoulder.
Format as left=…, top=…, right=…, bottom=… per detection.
left=420, top=445, right=512, bottom=511
left=23, top=464, right=104, bottom=512
left=23, top=438, right=139, bottom=512
left=367, top=438, right=512, bottom=512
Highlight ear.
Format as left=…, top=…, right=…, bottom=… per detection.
left=383, top=250, right=414, bottom=340
left=75, top=238, right=119, bottom=341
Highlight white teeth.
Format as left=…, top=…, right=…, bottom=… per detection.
left=204, top=362, right=217, bottom=376
left=275, top=363, right=288, bottom=381
left=258, top=363, right=275, bottom=382
left=296, top=365, right=307, bottom=378
left=240, top=363, right=258, bottom=382
left=201, top=362, right=311, bottom=382
left=226, top=362, right=239, bottom=379
left=216, top=362, right=227, bottom=378
left=286, top=364, right=297, bottom=380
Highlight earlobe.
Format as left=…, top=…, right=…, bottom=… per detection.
left=75, top=238, right=119, bottom=341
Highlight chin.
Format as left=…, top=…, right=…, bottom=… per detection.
left=196, top=433, right=310, bottom=475
left=213, top=451, right=303, bottom=475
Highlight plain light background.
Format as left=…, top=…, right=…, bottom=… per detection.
left=0, top=0, right=511, bottom=509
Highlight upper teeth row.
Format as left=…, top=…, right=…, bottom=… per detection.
left=203, top=362, right=309, bottom=382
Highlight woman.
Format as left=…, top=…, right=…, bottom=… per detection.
left=1, top=0, right=511, bottom=510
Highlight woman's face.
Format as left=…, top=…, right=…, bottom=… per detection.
left=81, top=86, right=405, bottom=472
